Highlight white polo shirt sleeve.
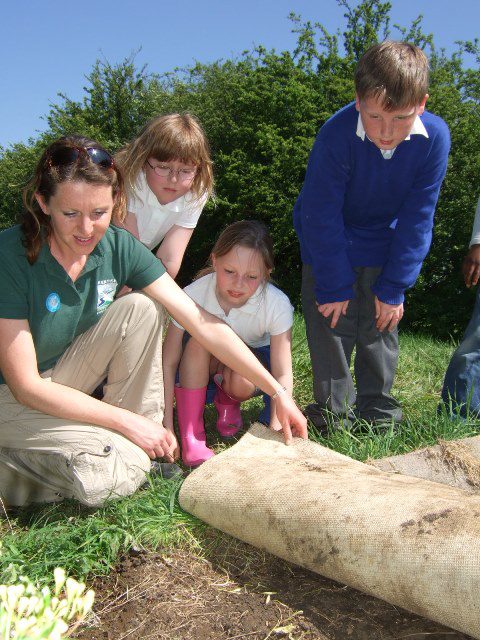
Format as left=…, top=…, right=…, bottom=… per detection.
left=262, top=283, right=294, bottom=338
left=170, top=275, right=217, bottom=331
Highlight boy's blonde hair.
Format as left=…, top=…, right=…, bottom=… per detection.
left=115, top=113, right=213, bottom=201
left=355, top=41, right=429, bottom=110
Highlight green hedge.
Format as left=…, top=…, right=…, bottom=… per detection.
left=0, top=1, right=478, bottom=338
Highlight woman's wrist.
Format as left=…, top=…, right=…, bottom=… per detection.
left=271, top=386, right=287, bottom=399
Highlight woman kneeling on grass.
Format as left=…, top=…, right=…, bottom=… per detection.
left=0, top=135, right=307, bottom=509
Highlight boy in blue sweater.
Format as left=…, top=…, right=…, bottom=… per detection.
left=293, top=41, right=450, bottom=429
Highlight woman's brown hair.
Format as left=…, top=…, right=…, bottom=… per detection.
left=21, top=135, right=126, bottom=264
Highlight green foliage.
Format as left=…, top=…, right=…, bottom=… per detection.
left=0, top=0, right=478, bottom=335
left=407, top=41, right=480, bottom=337
left=0, top=141, right=44, bottom=229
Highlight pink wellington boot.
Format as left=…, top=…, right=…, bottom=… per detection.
left=175, top=385, right=215, bottom=467
left=213, top=374, right=243, bottom=438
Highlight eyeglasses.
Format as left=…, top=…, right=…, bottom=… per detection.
left=146, top=160, right=196, bottom=181
left=47, top=146, right=114, bottom=170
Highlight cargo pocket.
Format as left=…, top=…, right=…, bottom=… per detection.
left=70, top=435, right=149, bottom=507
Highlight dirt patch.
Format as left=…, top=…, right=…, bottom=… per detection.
left=75, top=532, right=472, bottom=640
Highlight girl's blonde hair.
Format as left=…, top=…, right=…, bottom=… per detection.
left=115, top=113, right=213, bottom=201
left=196, top=220, right=274, bottom=280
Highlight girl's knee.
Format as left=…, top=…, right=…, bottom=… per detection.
left=223, top=369, right=255, bottom=401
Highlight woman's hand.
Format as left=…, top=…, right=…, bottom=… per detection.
left=121, top=412, right=179, bottom=461
left=273, top=392, right=308, bottom=444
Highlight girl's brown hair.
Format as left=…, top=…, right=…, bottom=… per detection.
left=197, top=219, right=274, bottom=280
left=115, top=113, right=213, bottom=201
left=21, top=135, right=126, bottom=264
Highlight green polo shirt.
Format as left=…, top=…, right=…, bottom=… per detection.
left=0, top=225, right=165, bottom=384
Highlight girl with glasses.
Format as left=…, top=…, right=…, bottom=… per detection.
left=0, top=136, right=307, bottom=509
left=115, top=113, right=213, bottom=279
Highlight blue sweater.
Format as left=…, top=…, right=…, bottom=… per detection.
left=293, top=102, right=450, bottom=305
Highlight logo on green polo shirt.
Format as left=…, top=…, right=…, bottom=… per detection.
left=97, top=279, right=117, bottom=314
left=46, top=292, right=61, bottom=313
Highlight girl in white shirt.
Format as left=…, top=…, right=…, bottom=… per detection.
left=163, top=220, right=294, bottom=466
left=115, top=113, right=213, bottom=278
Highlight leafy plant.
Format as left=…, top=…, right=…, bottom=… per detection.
left=0, top=566, right=94, bottom=640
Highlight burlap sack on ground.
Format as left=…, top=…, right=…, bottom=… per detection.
left=179, top=423, right=480, bottom=639
left=370, top=436, right=480, bottom=493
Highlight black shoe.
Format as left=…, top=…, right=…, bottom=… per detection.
left=353, top=415, right=401, bottom=433
left=304, top=403, right=354, bottom=433
left=150, top=462, right=184, bottom=480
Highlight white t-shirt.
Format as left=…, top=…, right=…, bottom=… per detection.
left=469, top=197, right=480, bottom=247
left=172, top=273, right=294, bottom=348
left=127, top=172, right=207, bottom=250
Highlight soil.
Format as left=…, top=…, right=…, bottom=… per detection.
left=75, top=532, right=472, bottom=640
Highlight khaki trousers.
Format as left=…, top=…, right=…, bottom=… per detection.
left=0, top=293, right=166, bottom=507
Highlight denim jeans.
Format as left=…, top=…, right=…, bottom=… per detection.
left=441, top=286, right=480, bottom=417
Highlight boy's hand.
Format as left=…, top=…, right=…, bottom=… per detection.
left=462, top=244, right=480, bottom=287
left=374, top=297, right=404, bottom=332
left=317, top=300, right=350, bottom=328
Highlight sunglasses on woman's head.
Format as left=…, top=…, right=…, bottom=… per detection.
left=47, top=146, right=114, bottom=170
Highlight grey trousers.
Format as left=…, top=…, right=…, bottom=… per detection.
left=301, top=264, right=402, bottom=423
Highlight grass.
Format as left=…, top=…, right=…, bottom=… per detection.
left=0, top=474, right=204, bottom=586
left=1, top=314, right=477, bottom=588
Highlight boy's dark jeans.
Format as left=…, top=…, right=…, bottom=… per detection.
left=301, top=264, right=402, bottom=425
left=441, top=285, right=480, bottom=418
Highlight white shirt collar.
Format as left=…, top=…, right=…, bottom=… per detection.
left=204, top=274, right=265, bottom=317
left=356, top=113, right=428, bottom=158
left=137, top=171, right=186, bottom=212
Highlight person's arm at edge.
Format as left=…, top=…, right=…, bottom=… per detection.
left=463, top=197, right=480, bottom=288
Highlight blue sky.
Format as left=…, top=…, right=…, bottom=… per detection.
left=1, top=0, right=478, bottom=148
